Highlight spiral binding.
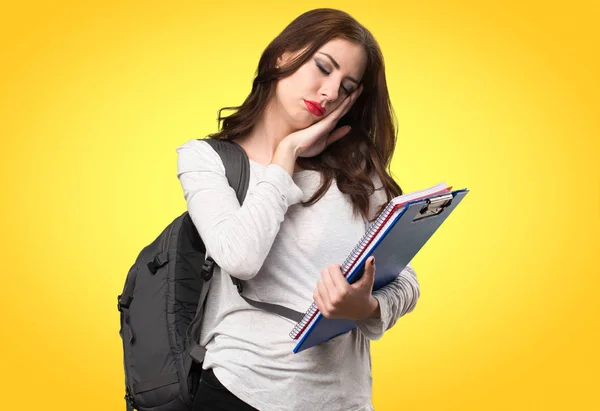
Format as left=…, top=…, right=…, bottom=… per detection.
left=288, top=201, right=397, bottom=339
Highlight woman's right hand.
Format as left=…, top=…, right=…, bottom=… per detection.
left=284, top=84, right=363, bottom=158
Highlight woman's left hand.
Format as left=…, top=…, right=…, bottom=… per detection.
left=313, top=256, right=380, bottom=320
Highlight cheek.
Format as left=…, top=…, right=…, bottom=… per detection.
left=275, top=76, right=306, bottom=110
left=274, top=79, right=295, bottom=106
left=328, top=100, right=343, bottom=112
left=289, top=66, right=319, bottom=94
left=321, top=100, right=344, bottom=119
left=273, top=80, right=312, bottom=124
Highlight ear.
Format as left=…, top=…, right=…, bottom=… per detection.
left=276, top=51, right=293, bottom=67
left=277, top=46, right=309, bottom=69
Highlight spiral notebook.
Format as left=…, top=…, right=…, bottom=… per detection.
left=289, top=182, right=469, bottom=353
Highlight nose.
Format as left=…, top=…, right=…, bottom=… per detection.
left=319, top=78, right=340, bottom=105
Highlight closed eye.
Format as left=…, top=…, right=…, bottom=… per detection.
left=315, top=60, right=352, bottom=95
left=316, top=61, right=330, bottom=75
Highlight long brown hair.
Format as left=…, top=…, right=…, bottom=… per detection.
left=209, top=8, right=402, bottom=221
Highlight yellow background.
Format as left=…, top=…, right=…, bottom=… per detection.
left=1, top=0, right=598, bottom=410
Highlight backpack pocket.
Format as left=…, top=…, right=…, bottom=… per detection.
left=119, top=257, right=185, bottom=410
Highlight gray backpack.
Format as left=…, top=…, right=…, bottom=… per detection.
left=118, top=138, right=302, bottom=411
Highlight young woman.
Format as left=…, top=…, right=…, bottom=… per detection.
left=176, top=8, right=420, bottom=411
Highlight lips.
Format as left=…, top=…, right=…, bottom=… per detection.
left=303, top=100, right=325, bottom=117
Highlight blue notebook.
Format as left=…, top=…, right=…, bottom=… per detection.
left=289, top=183, right=469, bottom=353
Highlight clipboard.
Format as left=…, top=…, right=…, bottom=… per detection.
left=289, top=187, right=469, bottom=353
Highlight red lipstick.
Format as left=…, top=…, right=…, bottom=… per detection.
left=303, top=100, right=325, bottom=117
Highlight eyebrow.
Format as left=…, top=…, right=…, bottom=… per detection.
left=317, top=52, right=360, bottom=84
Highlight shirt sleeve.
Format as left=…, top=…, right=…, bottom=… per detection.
left=355, top=173, right=421, bottom=340
left=356, top=263, right=420, bottom=340
left=176, top=139, right=304, bottom=280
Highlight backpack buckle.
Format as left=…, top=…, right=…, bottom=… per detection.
left=147, top=252, right=170, bottom=274
left=117, top=294, right=133, bottom=312
left=200, top=257, right=216, bottom=281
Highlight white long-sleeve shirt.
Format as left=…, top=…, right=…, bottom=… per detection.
left=176, top=139, right=420, bottom=411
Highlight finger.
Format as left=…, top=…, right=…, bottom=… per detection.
left=349, top=83, right=364, bottom=102
left=316, top=278, right=330, bottom=306
left=342, top=84, right=363, bottom=106
left=315, top=84, right=363, bottom=135
left=333, top=84, right=364, bottom=120
left=321, top=267, right=337, bottom=300
left=328, top=84, right=361, bottom=119
left=313, top=287, right=326, bottom=315
left=328, top=264, right=349, bottom=290
left=336, top=90, right=358, bottom=116
left=315, top=280, right=332, bottom=317
left=343, top=84, right=363, bottom=112
left=326, top=264, right=350, bottom=306
left=355, top=256, right=376, bottom=289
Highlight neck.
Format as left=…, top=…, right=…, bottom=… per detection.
left=235, top=99, right=296, bottom=166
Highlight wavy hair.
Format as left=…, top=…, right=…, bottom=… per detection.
left=209, top=8, right=402, bottom=221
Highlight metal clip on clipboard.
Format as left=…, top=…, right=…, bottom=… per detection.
left=414, top=193, right=454, bottom=221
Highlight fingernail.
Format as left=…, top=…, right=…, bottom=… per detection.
left=371, top=257, right=375, bottom=266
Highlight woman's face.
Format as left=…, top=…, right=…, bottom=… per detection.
left=273, top=38, right=368, bottom=130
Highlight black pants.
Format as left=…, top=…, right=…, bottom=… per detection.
left=192, top=368, right=258, bottom=411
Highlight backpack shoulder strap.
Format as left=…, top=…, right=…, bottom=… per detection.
left=203, top=138, right=250, bottom=204
left=200, top=138, right=303, bottom=323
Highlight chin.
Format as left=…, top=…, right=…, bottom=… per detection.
left=285, top=110, right=314, bottom=131
left=300, top=109, right=322, bottom=127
